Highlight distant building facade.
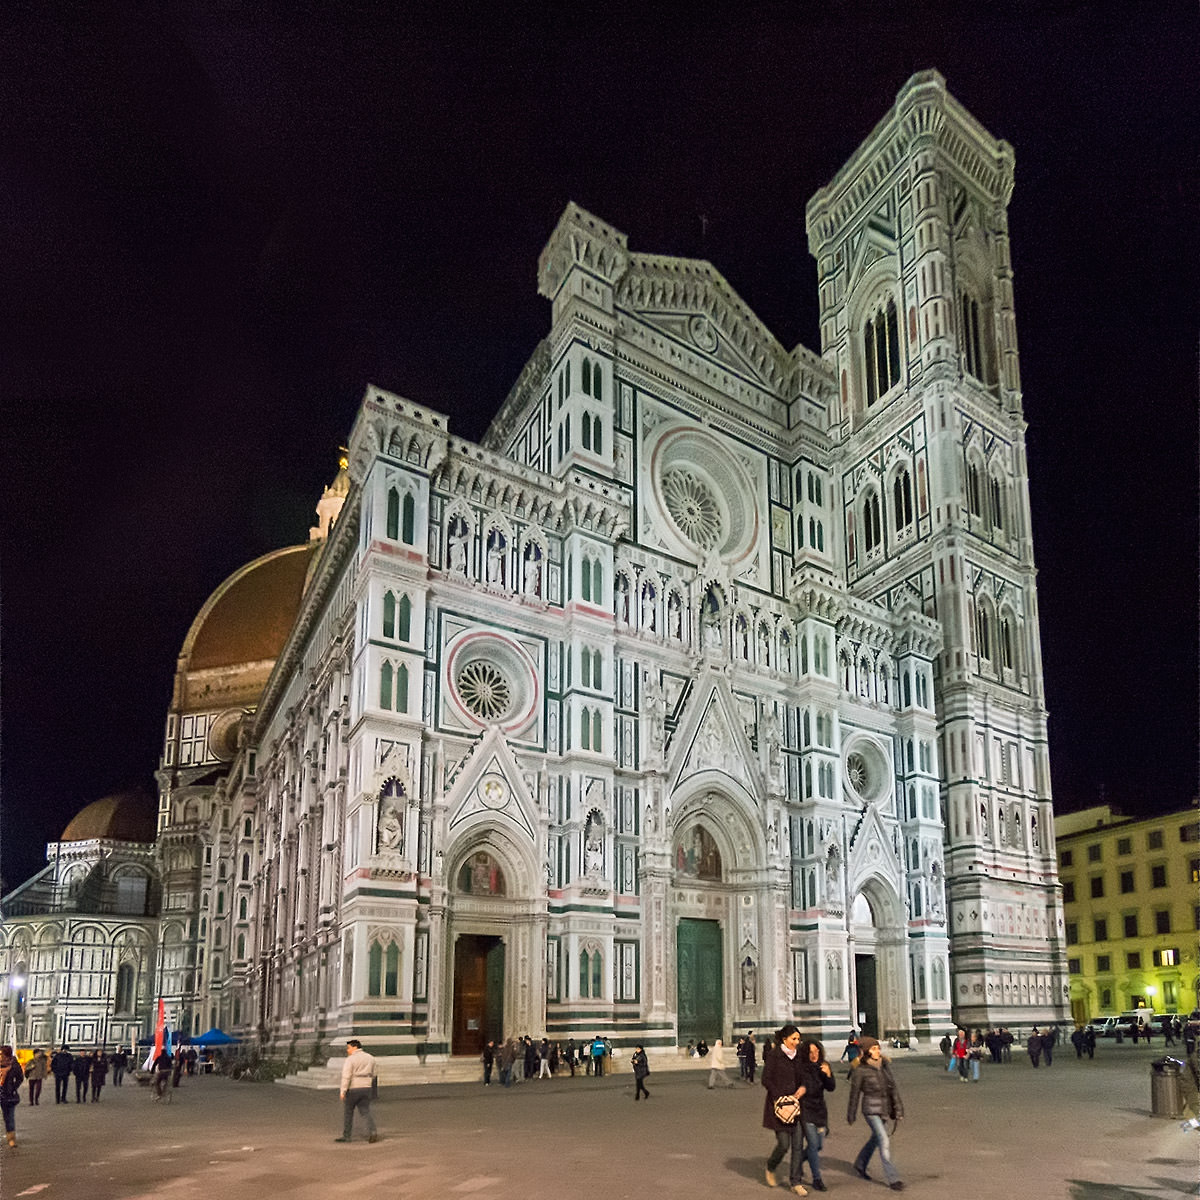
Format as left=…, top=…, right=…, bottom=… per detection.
left=1055, top=804, right=1200, bottom=1024
left=3, top=71, right=1068, bottom=1062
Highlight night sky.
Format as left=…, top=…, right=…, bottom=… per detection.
left=2, top=4, right=1197, bottom=890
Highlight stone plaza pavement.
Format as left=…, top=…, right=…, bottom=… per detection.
left=3, top=1042, right=1196, bottom=1200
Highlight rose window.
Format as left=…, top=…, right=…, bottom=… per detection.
left=846, top=752, right=870, bottom=794
left=456, top=661, right=512, bottom=720
left=663, top=468, right=723, bottom=550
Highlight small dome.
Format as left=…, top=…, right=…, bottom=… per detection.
left=187, top=543, right=320, bottom=671
left=61, top=791, right=156, bottom=843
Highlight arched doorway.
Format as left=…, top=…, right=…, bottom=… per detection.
left=674, top=823, right=724, bottom=1044
left=449, top=850, right=509, bottom=1056
left=850, top=892, right=880, bottom=1037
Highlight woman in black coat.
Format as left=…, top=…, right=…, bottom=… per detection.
left=797, top=1039, right=836, bottom=1191
left=761, top=1024, right=806, bottom=1192
left=0, top=1045, right=24, bottom=1147
left=631, top=1045, right=650, bottom=1101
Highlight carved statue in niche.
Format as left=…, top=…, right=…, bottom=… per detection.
left=824, top=845, right=841, bottom=899
left=702, top=593, right=723, bottom=652
left=486, top=529, right=506, bottom=585
left=674, top=824, right=721, bottom=880
left=668, top=591, right=682, bottom=639
left=761, top=706, right=783, bottom=786
left=448, top=517, right=469, bottom=575
left=523, top=543, right=542, bottom=597
left=644, top=673, right=666, bottom=751
left=615, top=573, right=630, bottom=622
left=584, top=812, right=605, bottom=876
left=376, top=778, right=405, bottom=852
left=741, top=956, right=758, bottom=1004
left=641, top=582, right=656, bottom=630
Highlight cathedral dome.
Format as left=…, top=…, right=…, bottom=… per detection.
left=185, top=543, right=320, bottom=671
left=60, top=791, right=156, bottom=843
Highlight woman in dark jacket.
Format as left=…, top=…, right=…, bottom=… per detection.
left=846, top=1037, right=904, bottom=1190
left=761, top=1024, right=807, bottom=1194
left=0, top=1045, right=23, bottom=1147
left=797, top=1039, right=836, bottom=1191
left=89, top=1049, right=108, bottom=1101
left=631, top=1045, right=650, bottom=1101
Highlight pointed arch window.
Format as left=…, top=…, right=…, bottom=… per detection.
left=1000, top=616, right=1015, bottom=671
left=961, top=292, right=985, bottom=382
left=863, top=491, right=883, bottom=554
left=966, top=462, right=983, bottom=518
left=386, top=487, right=400, bottom=540
left=380, top=661, right=393, bottom=709
left=976, top=603, right=993, bottom=664
left=893, top=468, right=914, bottom=532
left=592, top=363, right=602, bottom=400
left=582, top=410, right=592, bottom=450
left=114, top=963, right=135, bottom=1014
left=401, top=491, right=415, bottom=544
left=990, top=476, right=1006, bottom=533
left=582, top=358, right=592, bottom=394
left=864, top=297, right=902, bottom=406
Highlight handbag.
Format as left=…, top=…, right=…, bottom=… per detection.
left=773, top=1094, right=801, bottom=1124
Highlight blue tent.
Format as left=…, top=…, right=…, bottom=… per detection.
left=191, top=1028, right=238, bottom=1046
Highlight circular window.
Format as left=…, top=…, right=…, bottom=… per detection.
left=843, top=738, right=890, bottom=804
left=662, top=469, right=724, bottom=549
left=456, top=661, right=512, bottom=721
left=446, top=631, right=539, bottom=734
left=647, top=425, right=758, bottom=565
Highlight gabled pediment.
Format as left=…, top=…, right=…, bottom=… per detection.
left=618, top=255, right=789, bottom=391
left=669, top=675, right=761, bottom=800
left=445, top=728, right=539, bottom=843
left=847, top=802, right=901, bottom=890
left=847, top=225, right=898, bottom=295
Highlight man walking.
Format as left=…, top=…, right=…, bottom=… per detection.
left=337, top=1039, right=378, bottom=1144
left=51, top=1046, right=74, bottom=1103
left=706, top=1038, right=736, bottom=1088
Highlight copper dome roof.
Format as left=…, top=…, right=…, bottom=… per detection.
left=60, top=791, right=156, bottom=843
left=186, top=543, right=320, bottom=671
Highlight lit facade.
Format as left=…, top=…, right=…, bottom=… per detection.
left=1056, top=804, right=1200, bottom=1023
left=4, top=71, right=1070, bottom=1066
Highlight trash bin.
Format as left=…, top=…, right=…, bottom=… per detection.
left=1150, top=1057, right=1184, bottom=1118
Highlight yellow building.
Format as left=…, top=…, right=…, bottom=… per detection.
left=1055, top=804, right=1200, bottom=1025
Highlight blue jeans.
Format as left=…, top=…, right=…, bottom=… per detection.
left=855, top=1114, right=900, bottom=1185
left=767, top=1124, right=804, bottom=1186
left=802, top=1121, right=824, bottom=1182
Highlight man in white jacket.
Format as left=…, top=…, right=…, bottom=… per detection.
left=707, top=1038, right=736, bottom=1088
left=337, top=1039, right=379, bottom=1143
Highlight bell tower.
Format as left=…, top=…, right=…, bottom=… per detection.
left=806, top=71, right=1066, bottom=1028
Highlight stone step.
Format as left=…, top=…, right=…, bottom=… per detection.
left=277, top=1049, right=711, bottom=1090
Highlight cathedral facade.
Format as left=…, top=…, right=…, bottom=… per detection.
left=3, top=72, right=1068, bottom=1063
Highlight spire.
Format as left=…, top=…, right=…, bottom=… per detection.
left=310, top=448, right=350, bottom=541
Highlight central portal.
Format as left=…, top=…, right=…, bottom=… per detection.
left=452, top=934, right=504, bottom=1056
left=677, top=917, right=723, bottom=1045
